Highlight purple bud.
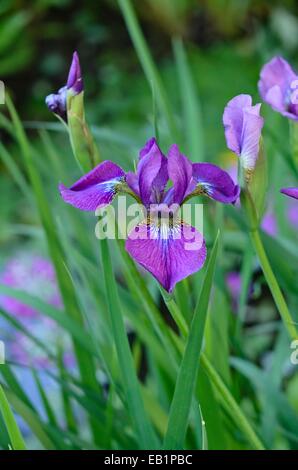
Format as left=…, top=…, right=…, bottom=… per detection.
left=67, top=51, right=83, bottom=94
left=45, top=86, right=67, bottom=119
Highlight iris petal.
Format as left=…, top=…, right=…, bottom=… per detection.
left=192, top=163, right=240, bottom=204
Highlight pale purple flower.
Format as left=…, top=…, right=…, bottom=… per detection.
left=59, top=138, right=239, bottom=291
left=281, top=187, right=298, bottom=200
left=0, top=253, right=75, bottom=369
left=45, top=51, right=83, bottom=118
left=258, top=56, right=298, bottom=120
left=223, top=94, right=264, bottom=173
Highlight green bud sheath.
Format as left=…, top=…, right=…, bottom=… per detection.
left=67, top=91, right=100, bottom=172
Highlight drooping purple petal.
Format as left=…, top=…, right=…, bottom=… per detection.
left=126, top=218, right=206, bottom=292
left=59, top=161, right=125, bottom=211
left=223, top=94, right=264, bottom=171
left=167, top=144, right=194, bottom=205
left=280, top=187, right=298, bottom=200
left=192, top=163, right=240, bottom=204
left=137, top=138, right=168, bottom=205
left=45, top=86, right=67, bottom=118
left=67, top=51, right=84, bottom=94
left=258, top=56, right=298, bottom=120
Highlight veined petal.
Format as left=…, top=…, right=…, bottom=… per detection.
left=281, top=187, right=298, bottom=200
left=138, top=138, right=168, bottom=205
left=126, top=218, right=206, bottom=292
left=192, top=163, right=240, bottom=203
left=59, top=160, right=125, bottom=211
left=167, top=144, right=194, bottom=205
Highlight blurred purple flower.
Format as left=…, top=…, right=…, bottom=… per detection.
left=223, top=94, right=264, bottom=173
left=45, top=51, right=83, bottom=119
left=226, top=271, right=242, bottom=311
left=45, top=86, right=67, bottom=118
left=60, top=138, right=239, bottom=291
left=226, top=271, right=254, bottom=313
left=258, top=56, right=298, bottom=120
left=281, top=187, right=298, bottom=200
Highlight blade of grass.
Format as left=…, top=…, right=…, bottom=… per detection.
left=250, top=228, right=298, bottom=340
left=0, top=384, right=26, bottom=450
left=100, top=237, right=158, bottom=449
left=163, top=232, right=220, bottom=449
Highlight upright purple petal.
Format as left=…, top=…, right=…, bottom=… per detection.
left=126, top=218, right=206, bottom=292
left=167, top=144, right=194, bottom=205
left=137, top=138, right=168, bottom=205
left=192, top=163, right=240, bottom=204
left=281, top=187, right=298, bottom=200
left=59, top=161, right=125, bottom=211
left=223, top=94, right=263, bottom=171
left=258, top=56, right=298, bottom=120
left=67, top=51, right=84, bottom=94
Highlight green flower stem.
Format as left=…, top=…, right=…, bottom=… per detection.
left=250, top=228, right=298, bottom=340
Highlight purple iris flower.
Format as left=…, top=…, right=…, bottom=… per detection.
left=258, top=56, right=298, bottom=120
left=59, top=138, right=239, bottom=292
left=45, top=51, right=83, bottom=119
left=223, top=94, right=264, bottom=174
left=280, top=187, right=298, bottom=200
